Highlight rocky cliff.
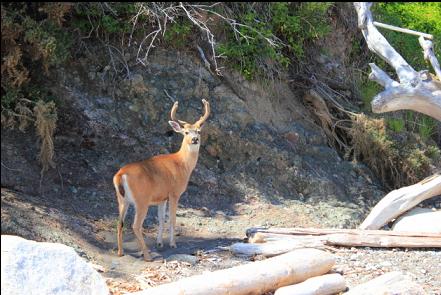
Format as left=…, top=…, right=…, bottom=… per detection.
left=2, top=43, right=384, bottom=229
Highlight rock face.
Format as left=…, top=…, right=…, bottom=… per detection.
left=1, top=46, right=384, bottom=228
left=392, top=207, right=441, bottom=233
left=1, top=235, right=109, bottom=295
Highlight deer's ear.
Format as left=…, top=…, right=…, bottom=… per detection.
left=169, top=121, right=182, bottom=133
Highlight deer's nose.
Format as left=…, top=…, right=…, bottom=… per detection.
left=191, top=137, right=199, bottom=144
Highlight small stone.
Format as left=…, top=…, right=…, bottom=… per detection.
left=166, top=254, right=198, bottom=265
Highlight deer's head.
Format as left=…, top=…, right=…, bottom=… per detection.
left=168, top=99, right=210, bottom=148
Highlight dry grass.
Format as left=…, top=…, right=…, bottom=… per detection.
left=34, top=100, right=57, bottom=173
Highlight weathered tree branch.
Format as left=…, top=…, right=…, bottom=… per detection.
left=354, top=2, right=441, bottom=120
left=359, top=174, right=441, bottom=230
left=354, top=2, right=418, bottom=84
left=419, top=36, right=441, bottom=80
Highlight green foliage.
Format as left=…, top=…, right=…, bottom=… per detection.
left=163, top=20, right=193, bottom=48
left=372, top=2, right=441, bottom=70
left=73, top=3, right=134, bottom=36
left=417, top=115, right=437, bottom=141
left=359, top=79, right=382, bottom=111
left=217, top=2, right=332, bottom=79
left=387, top=118, right=405, bottom=133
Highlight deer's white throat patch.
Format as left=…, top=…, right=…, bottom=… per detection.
left=187, top=143, right=200, bottom=153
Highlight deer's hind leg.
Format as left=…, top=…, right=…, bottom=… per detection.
left=117, top=197, right=129, bottom=257
left=132, top=204, right=151, bottom=261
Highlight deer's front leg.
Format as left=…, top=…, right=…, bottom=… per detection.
left=156, top=201, right=167, bottom=249
left=168, top=196, right=179, bottom=248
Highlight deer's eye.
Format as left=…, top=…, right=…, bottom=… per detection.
left=185, top=131, right=189, bottom=135
left=197, top=130, right=201, bottom=134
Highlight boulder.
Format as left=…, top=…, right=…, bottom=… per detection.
left=1, top=235, right=109, bottom=295
left=392, top=207, right=441, bottom=233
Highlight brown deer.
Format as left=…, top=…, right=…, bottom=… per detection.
left=113, top=99, right=210, bottom=261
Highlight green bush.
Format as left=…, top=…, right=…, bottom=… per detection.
left=163, top=20, right=193, bottom=48
left=217, top=2, right=332, bottom=79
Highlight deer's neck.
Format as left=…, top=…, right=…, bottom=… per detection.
left=176, top=140, right=200, bottom=173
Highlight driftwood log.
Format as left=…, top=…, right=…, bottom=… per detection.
left=275, top=273, right=346, bottom=295
left=344, top=271, right=424, bottom=295
left=232, top=227, right=441, bottom=257
left=359, top=174, right=441, bottom=230
left=353, top=2, right=441, bottom=120
left=134, top=249, right=335, bottom=295
left=246, top=227, right=441, bottom=239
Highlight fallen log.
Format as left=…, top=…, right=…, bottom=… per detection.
left=247, top=227, right=441, bottom=239
left=275, top=273, right=346, bottom=295
left=230, top=239, right=327, bottom=257
left=324, top=233, right=441, bottom=248
left=344, top=271, right=424, bottom=295
left=133, top=249, right=335, bottom=295
left=249, top=232, right=441, bottom=248
left=359, top=174, right=441, bottom=230
left=235, top=228, right=441, bottom=256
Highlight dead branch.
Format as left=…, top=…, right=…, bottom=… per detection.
left=359, top=174, right=441, bottom=230
left=354, top=2, right=441, bottom=120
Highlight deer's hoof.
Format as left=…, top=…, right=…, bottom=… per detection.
left=143, top=253, right=153, bottom=262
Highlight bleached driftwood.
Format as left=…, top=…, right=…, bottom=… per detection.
left=246, top=227, right=441, bottom=238
left=230, top=238, right=328, bottom=257
left=344, top=271, right=424, bottom=295
left=353, top=3, right=441, bottom=120
left=236, top=227, right=441, bottom=256
left=275, top=273, right=346, bottom=295
left=419, top=36, right=441, bottom=79
left=134, top=249, right=335, bottom=295
left=392, top=207, right=441, bottom=233
left=372, top=21, right=433, bottom=40
left=359, top=174, right=441, bottom=230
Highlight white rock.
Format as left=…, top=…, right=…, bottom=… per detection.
left=1, top=235, right=109, bottom=295
left=392, top=208, right=441, bottom=233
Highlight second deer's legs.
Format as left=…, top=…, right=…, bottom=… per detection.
left=168, top=196, right=179, bottom=248
left=156, top=200, right=167, bottom=248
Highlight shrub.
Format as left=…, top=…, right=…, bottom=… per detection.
left=1, top=3, right=71, bottom=172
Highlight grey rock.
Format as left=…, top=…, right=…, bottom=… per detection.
left=166, top=254, right=198, bottom=265
left=1, top=235, right=109, bottom=295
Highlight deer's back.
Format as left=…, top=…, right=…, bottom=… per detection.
left=115, top=153, right=191, bottom=205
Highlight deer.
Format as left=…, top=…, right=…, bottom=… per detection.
left=112, top=99, right=210, bottom=261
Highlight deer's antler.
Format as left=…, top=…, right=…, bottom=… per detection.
left=170, top=101, right=189, bottom=125
left=194, top=99, right=210, bottom=127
